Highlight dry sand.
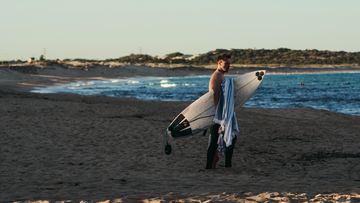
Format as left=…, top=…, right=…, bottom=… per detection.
left=1, top=66, right=360, bottom=202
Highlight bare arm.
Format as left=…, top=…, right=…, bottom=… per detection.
left=209, top=72, right=222, bottom=106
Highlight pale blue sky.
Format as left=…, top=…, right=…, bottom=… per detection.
left=1, top=0, right=360, bottom=60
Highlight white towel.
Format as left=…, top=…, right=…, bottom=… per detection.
left=213, top=77, right=239, bottom=148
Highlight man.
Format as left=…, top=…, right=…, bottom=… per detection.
left=206, top=54, right=237, bottom=169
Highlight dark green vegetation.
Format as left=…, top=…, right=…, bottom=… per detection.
left=192, top=48, right=360, bottom=65
left=113, top=48, right=360, bottom=65
left=2, top=48, right=360, bottom=65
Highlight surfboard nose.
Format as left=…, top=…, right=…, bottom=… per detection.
left=256, top=70, right=266, bottom=76
left=256, top=70, right=266, bottom=80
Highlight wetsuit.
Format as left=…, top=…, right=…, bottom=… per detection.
left=206, top=123, right=236, bottom=169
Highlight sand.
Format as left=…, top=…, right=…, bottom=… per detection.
left=1, top=66, right=360, bottom=202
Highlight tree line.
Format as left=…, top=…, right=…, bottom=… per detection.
left=2, top=48, right=360, bottom=65
left=111, top=48, right=360, bottom=65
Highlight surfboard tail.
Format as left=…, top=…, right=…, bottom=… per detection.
left=167, top=114, right=193, bottom=138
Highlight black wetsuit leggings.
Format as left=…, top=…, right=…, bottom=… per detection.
left=206, top=123, right=236, bottom=169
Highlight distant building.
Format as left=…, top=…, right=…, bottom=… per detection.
left=188, top=54, right=200, bottom=60
left=175, top=54, right=193, bottom=60
left=27, top=57, right=35, bottom=64
left=158, top=54, right=194, bottom=61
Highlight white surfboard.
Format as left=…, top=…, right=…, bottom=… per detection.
left=164, top=70, right=266, bottom=154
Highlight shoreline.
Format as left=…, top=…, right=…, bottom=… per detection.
left=2, top=62, right=360, bottom=73
left=1, top=63, right=360, bottom=91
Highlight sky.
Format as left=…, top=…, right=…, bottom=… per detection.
left=1, top=0, right=360, bottom=60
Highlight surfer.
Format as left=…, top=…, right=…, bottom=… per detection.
left=206, top=54, right=237, bottom=169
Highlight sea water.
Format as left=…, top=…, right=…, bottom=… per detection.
left=31, top=72, right=360, bottom=116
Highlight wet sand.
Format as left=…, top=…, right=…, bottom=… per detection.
left=1, top=66, right=360, bottom=202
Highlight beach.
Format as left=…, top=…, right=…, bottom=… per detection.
left=1, top=65, right=360, bottom=202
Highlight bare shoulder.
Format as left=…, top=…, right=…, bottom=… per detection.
left=210, top=70, right=222, bottom=81
left=209, top=71, right=223, bottom=91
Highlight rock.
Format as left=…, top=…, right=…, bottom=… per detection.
left=246, top=192, right=271, bottom=202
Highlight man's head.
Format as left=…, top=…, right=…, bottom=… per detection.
left=216, top=54, right=231, bottom=73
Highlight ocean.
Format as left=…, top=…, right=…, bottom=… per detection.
left=31, top=72, right=360, bottom=116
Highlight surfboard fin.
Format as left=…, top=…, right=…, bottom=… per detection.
left=171, top=128, right=192, bottom=138
left=202, top=129, right=208, bottom=136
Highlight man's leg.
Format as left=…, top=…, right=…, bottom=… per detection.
left=206, top=124, right=220, bottom=169
left=224, top=136, right=237, bottom=168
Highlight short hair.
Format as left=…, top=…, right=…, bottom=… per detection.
left=216, top=54, right=231, bottom=62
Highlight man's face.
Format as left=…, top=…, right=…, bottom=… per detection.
left=218, top=58, right=231, bottom=72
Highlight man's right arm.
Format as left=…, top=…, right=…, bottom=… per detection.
left=209, top=73, right=221, bottom=106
